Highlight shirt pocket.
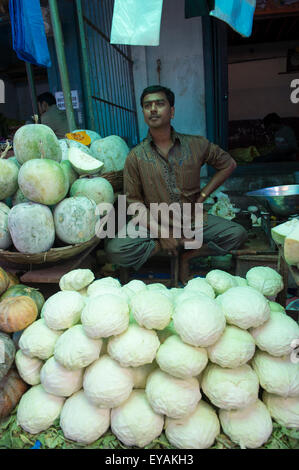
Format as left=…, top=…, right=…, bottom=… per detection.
left=177, top=167, right=200, bottom=193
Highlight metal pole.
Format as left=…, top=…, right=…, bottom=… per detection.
left=75, top=0, right=95, bottom=131
left=25, top=62, right=39, bottom=118
left=48, top=0, right=76, bottom=132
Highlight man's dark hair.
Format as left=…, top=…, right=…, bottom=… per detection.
left=140, top=85, right=175, bottom=107
left=263, top=113, right=282, bottom=128
left=37, top=92, right=56, bottom=106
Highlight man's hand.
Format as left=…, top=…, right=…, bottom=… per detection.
left=159, top=237, right=179, bottom=256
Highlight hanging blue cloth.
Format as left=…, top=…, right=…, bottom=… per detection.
left=9, top=0, right=51, bottom=67
left=210, top=0, right=256, bottom=38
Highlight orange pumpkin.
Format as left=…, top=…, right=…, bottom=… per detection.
left=5, top=272, right=20, bottom=288
left=0, top=267, right=9, bottom=295
left=0, top=296, right=38, bottom=333
left=0, top=368, right=28, bottom=420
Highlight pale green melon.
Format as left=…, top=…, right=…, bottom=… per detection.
left=90, top=135, right=129, bottom=172
left=12, top=188, right=30, bottom=206
left=73, top=129, right=102, bottom=145
left=68, top=147, right=104, bottom=175
left=18, top=159, right=69, bottom=205
left=13, top=124, right=62, bottom=164
left=59, top=139, right=92, bottom=161
left=54, top=196, right=98, bottom=245
left=70, top=177, right=114, bottom=205
left=0, top=159, right=19, bottom=200
left=0, top=202, right=12, bottom=249
left=8, top=156, right=21, bottom=169
left=8, top=202, right=55, bottom=254
left=60, top=160, right=78, bottom=188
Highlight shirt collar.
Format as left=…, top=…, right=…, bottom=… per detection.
left=146, top=127, right=181, bottom=146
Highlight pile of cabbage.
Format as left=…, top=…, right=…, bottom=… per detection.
left=14, top=266, right=299, bottom=449
left=0, top=125, right=129, bottom=253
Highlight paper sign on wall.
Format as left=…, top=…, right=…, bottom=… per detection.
left=55, top=90, right=79, bottom=110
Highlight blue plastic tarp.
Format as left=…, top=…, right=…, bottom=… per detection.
left=9, top=0, right=51, bottom=67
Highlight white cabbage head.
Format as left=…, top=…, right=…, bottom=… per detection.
left=108, top=323, right=160, bottom=367
left=268, top=301, right=286, bottom=313
left=262, top=391, right=299, bottom=429
left=156, top=320, right=177, bottom=344
left=111, top=390, right=164, bottom=448
left=59, top=269, right=95, bottom=291
left=123, top=279, right=147, bottom=294
left=42, top=291, right=84, bottom=330
left=130, top=290, right=173, bottom=330
left=19, top=319, right=63, bottom=360
left=131, top=362, right=157, bottom=389
left=201, top=363, right=259, bottom=410
left=87, top=277, right=121, bottom=296
left=250, top=310, right=299, bottom=357
left=172, top=294, right=226, bottom=347
left=246, top=266, right=283, bottom=297
left=145, top=369, right=201, bottom=419
left=207, top=325, right=256, bottom=368
left=251, top=350, right=299, bottom=397
left=219, top=400, right=273, bottom=449
left=184, top=277, right=216, bottom=299
left=205, top=269, right=237, bottom=295
left=54, top=324, right=102, bottom=370
left=87, top=285, right=128, bottom=302
left=81, top=294, right=129, bottom=339
left=83, top=355, right=134, bottom=408
left=234, top=276, right=248, bottom=287
left=216, top=286, right=270, bottom=329
left=156, top=335, right=208, bottom=379
left=15, top=349, right=43, bottom=385
left=165, top=400, right=220, bottom=449
left=60, top=390, right=110, bottom=444
left=17, top=384, right=65, bottom=434
left=40, top=357, right=83, bottom=397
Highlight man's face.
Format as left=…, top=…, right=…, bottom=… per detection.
left=38, top=101, right=48, bottom=115
left=142, top=92, right=174, bottom=129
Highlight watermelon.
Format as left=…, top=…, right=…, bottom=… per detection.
left=70, top=177, right=114, bottom=206
left=60, top=160, right=78, bottom=188
left=90, top=135, right=129, bottom=172
left=13, top=124, right=62, bottom=164
left=59, top=138, right=92, bottom=161
left=18, top=158, right=69, bottom=205
left=68, top=147, right=104, bottom=176
left=54, top=196, right=98, bottom=244
left=0, top=159, right=19, bottom=200
left=0, top=202, right=12, bottom=249
left=8, top=202, right=55, bottom=254
left=12, top=188, right=30, bottom=206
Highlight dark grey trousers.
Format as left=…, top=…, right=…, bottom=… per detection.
left=104, top=214, right=248, bottom=271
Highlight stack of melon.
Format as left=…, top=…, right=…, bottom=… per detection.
left=11, top=266, right=299, bottom=449
left=0, top=124, right=124, bottom=254
left=271, top=218, right=299, bottom=268
left=0, top=267, right=46, bottom=421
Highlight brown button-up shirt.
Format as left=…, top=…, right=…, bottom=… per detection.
left=123, top=128, right=234, bottom=227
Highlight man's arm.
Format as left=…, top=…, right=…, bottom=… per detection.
left=197, top=141, right=237, bottom=203
left=124, top=151, right=179, bottom=254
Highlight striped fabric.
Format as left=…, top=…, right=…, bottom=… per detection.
left=123, top=128, right=234, bottom=226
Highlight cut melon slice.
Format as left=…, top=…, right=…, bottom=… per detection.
left=68, top=147, right=104, bottom=175
left=271, top=218, right=299, bottom=246
left=284, top=224, right=299, bottom=266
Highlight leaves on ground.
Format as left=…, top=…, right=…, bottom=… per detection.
left=0, top=409, right=298, bottom=450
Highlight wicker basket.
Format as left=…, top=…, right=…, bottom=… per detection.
left=101, top=170, right=124, bottom=193
left=0, top=236, right=100, bottom=265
